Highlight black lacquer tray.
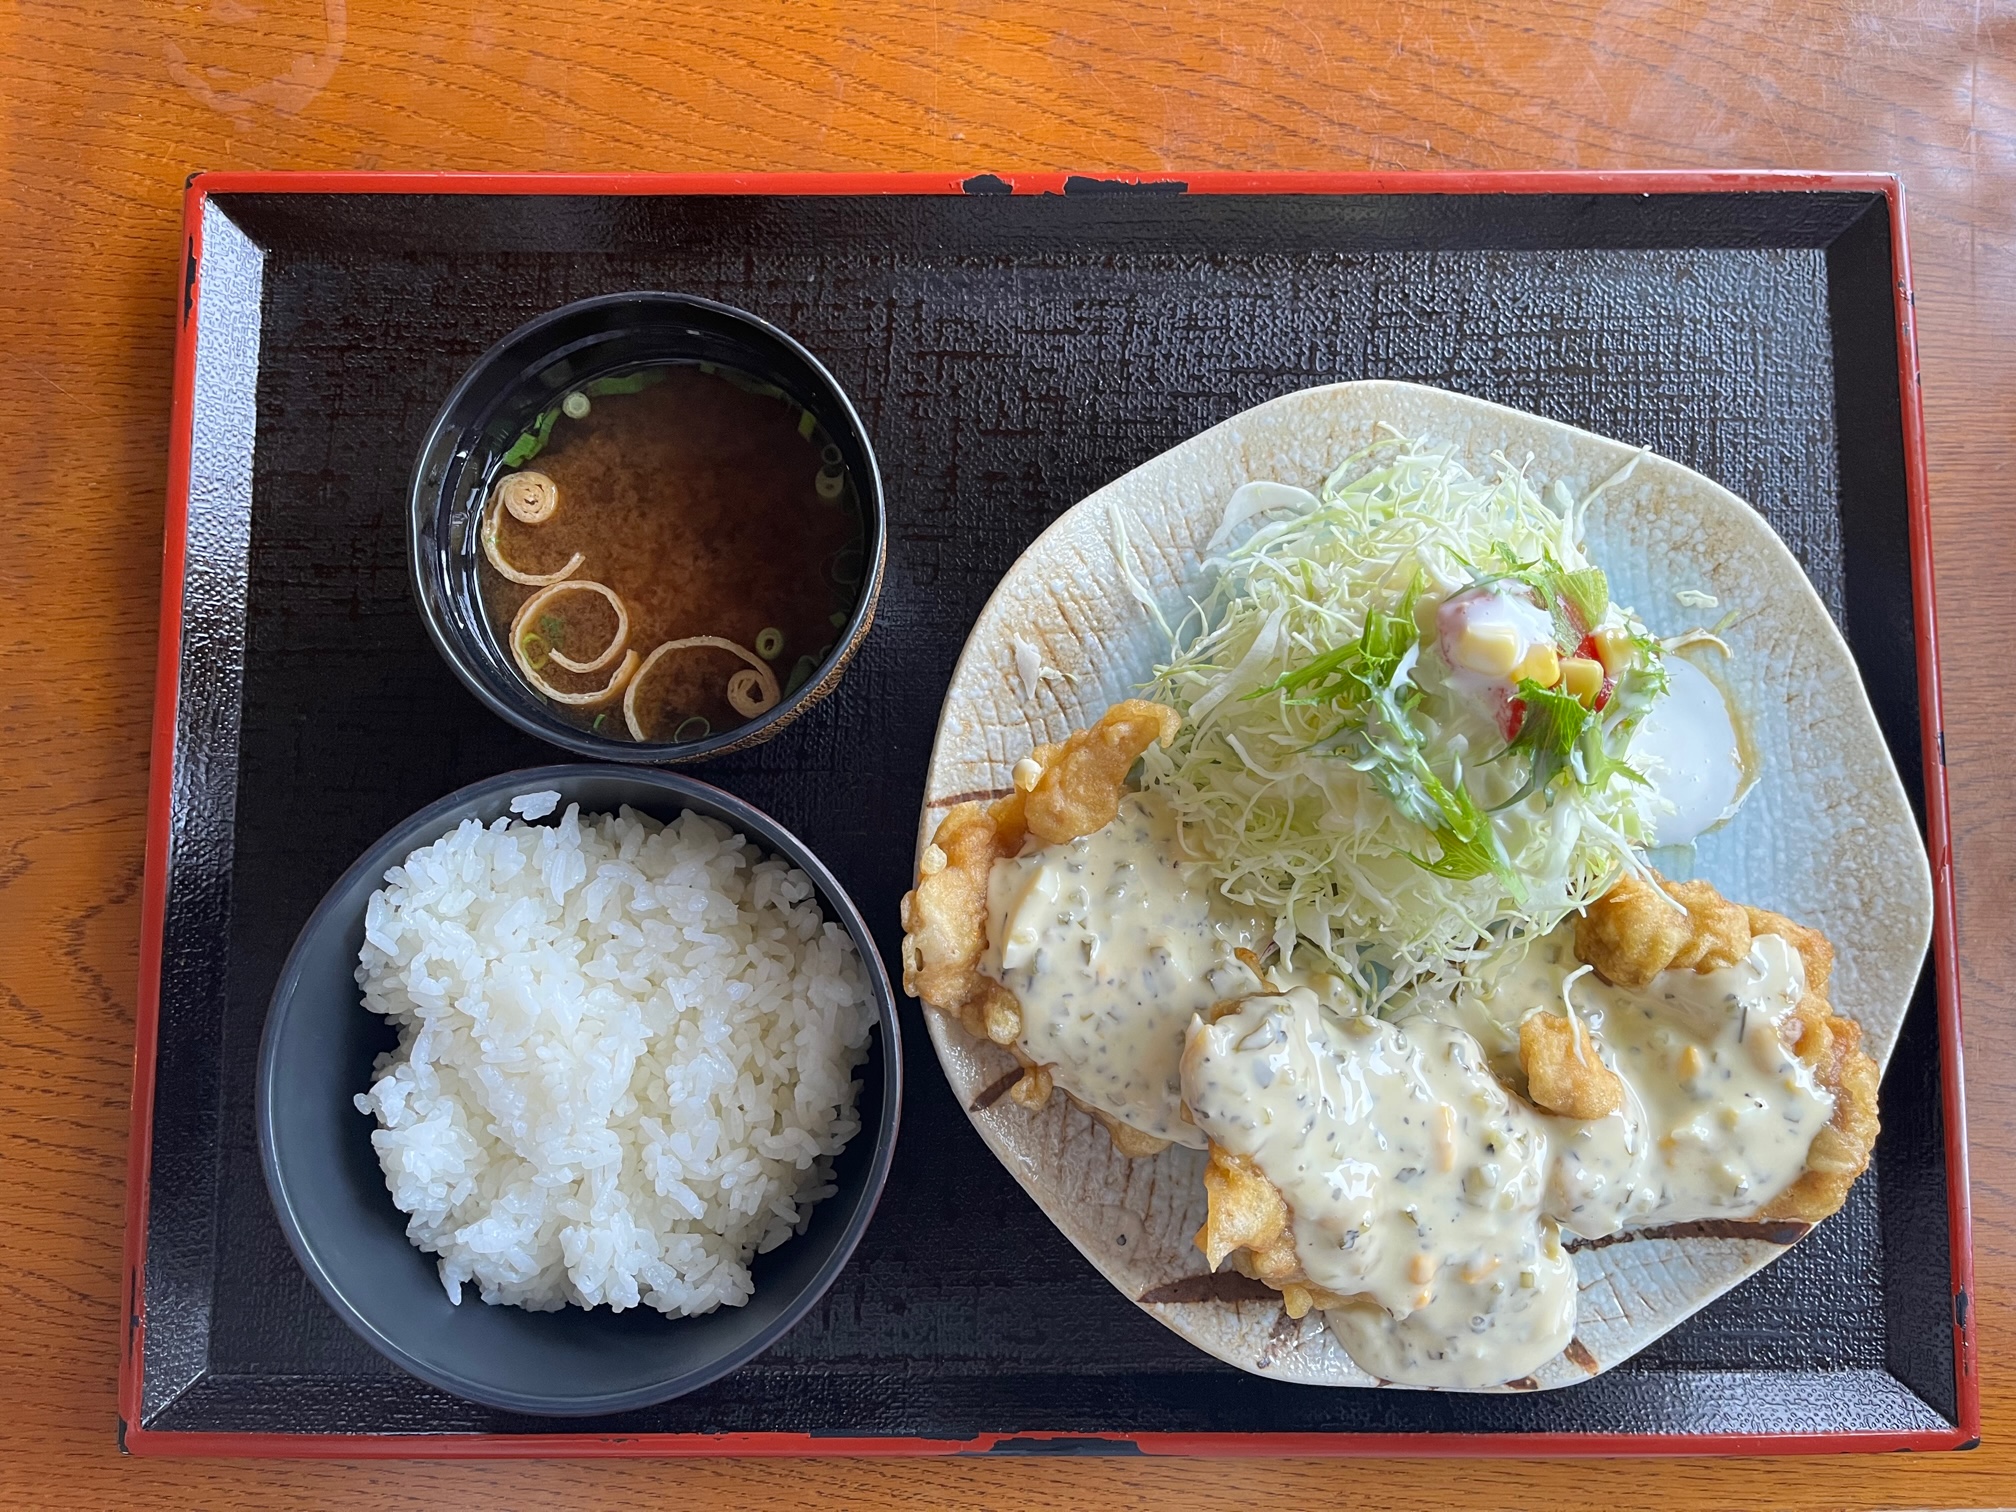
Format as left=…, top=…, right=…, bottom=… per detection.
left=120, top=171, right=1972, bottom=1456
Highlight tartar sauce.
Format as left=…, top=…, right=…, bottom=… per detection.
left=979, top=788, right=1831, bottom=1387
left=1178, top=926, right=1834, bottom=1386
left=1468, top=925, right=1832, bottom=1236
left=983, top=792, right=1262, bottom=1146
left=1183, top=990, right=1578, bottom=1387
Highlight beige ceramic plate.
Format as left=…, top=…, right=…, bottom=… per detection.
left=914, top=380, right=1933, bottom=1390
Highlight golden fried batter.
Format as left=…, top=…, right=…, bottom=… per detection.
left=1090, top=1106, right=1173, bottom=1158
left=1520, top=1010, right=1624, bottom=1119
left=1760, top=1011, right=1881, bottom=1223
left=1745, top=905, right=1834, bottom=996
left=1574, top=869, right=1752, bottom=988
left=1195, top=1143, right=1354, bottom=1319
left=897, top=798, right=1022, bottom=1026
left=1198, top=1144, right=1290, bottom=1271
left=965, top=978, right=1022, bottom=1047
left=1023, top=699, right=1181, bottom=844
left=1573, top=877, right=1879, bottom=1223
left=1739, top=905, right=1876, bottom=1224
left=1192, top=882, right=1879, bottom=1334
left=1007, top=1057, right=1054, bottom=1109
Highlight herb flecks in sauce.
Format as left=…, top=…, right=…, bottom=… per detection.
left=1181, top=924, right=1830, bottom=1388
left=989, top=808, right=1835, bottom=1388
left=479, top=364, right=863, bottom=739
left=981, top=792, right=1266, bottom=1147
left=1185, top=991, right=1578, bottom=1390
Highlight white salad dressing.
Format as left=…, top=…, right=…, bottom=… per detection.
left=983, top=792, right=1263, bottom=1147
left=1183, top=991, right=1578, bottom=1387
left=1434, top=586, right=1561, bottom=709
left=1630, top=655, right=1749, bottom=845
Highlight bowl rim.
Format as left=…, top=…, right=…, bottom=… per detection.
left=253, top=762, right=904, bottom=1416
left=406, top=290, right=888, bottom=765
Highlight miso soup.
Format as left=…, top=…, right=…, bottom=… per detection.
left=477, top=363, right=866, bottom=743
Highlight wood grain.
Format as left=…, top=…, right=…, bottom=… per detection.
left=1, top=0, right=2011, bottom=1506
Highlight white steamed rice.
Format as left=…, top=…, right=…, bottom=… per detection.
left=352, top=799, right=876, bottom=1317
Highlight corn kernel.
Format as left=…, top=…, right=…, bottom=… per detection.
left=1560, top=656, right=1604, bottom=703
left=1592, top=625, right=1635, bottom=675
left=1511, top=641, right=1561, bottom=688
left=1453, top=620, right=1520, bottom=676
left=1407, top=1252, right=1437, bottom=1285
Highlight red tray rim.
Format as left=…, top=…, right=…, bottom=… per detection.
left=121, top=168, right=1974, bottom=1459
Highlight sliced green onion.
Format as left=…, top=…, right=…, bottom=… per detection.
left=785, top=656, right=816, bottom=697
left=518, top=632, right=550, bottom=670
left=672, top=715, right=712, bottom=742
left=501, top=406, right=560, bottom=467
left=591, top=711, right=609, bottom=732
left=828, top=545, right=864, bottom=586
left=719, top=368, right=785, bottom=399
left=820, top=443, right=843, bottom=467
left=797, top=409, right=817, bottom=440
left=829, top=609, right=848, bottom=628
left=537, top=613, right=565, bottom=643
left=755, top=626, right=784, bottom=660
left=584, top=368, right=666, bottom=397
left=561, top=391, right=590, bottom=419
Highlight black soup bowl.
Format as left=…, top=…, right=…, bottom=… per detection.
left=410, top=292, right=886, bottom=764
left=256, top=765, right=902, bottom=1416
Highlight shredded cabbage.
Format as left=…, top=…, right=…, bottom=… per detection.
left=1139, top=431, right=1666, bottom=999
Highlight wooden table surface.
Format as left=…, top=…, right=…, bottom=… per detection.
left=5, top=0, right=2012, bottom=1506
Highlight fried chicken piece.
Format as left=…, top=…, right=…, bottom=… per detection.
left=1198, top=1144, right=1292, bottom=1272
left=1520, top=1010, right=1624, bottom=1119
left=1023, top=699, right=1181, bottom=845
left=1195, top=1143, right=1354, bottom=1319
left=1573, top=877, right=1879, bottom=1223
left=1760, top=1010, right=1880, bottom=1223
left=1745, top=905, right=1834, bottom=997
left=1740, top=905, right=1875, bottom=1223
left=902, top=703, right=1178, bottom=1025
left=898, top=797, right=1025, bottom=1027
left=900, top=702, right=1183, bottom=1143
left=898, top=735, right=1056, bottom=1030
left=1574, top=869, right=1752, bottom=988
